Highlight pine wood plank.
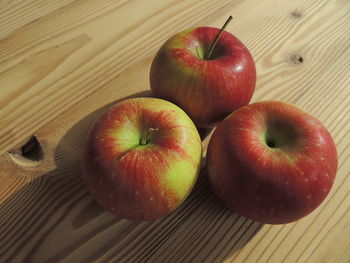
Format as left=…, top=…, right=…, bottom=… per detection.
left=1, top=0, right=350, bottom=262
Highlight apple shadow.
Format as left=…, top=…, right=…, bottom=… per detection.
left=0, top=90, right=263, bottom=263
left=198, top=127, right=214, bottom=141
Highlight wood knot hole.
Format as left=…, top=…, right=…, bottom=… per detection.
left=9, top=135, right=43, bottom=167
left=291, top=11, right=302, bottom=18
left=288, top=54, right=304, bottom=65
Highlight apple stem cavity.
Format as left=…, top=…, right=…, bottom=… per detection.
left=140, top=128, right=159, bottom=146
left=206, top=15, right=233, bottom=60
left=266, top=138, right=276, bottom=148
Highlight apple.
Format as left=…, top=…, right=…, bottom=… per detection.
left=81, top=97, right=202, bottom=221
left=207, top=101, right=338, bottom=224
left=150, top=16, right=256, bottom=128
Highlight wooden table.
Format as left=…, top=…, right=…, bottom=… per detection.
left=1, top=0, right=350, bottom=262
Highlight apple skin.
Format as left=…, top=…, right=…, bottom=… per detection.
left=207, top=101, right=338, bottom=224
left=150, top=27, right=256, bottom=128
left=81, top=98, right=202, bottom=221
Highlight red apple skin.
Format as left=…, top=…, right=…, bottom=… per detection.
left=81, top=98, right=202, bottom=221
left=207, top=101, right=338, bottom=224
left=150, top=27, right=256, bottom=128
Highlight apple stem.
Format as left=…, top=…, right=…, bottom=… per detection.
left=140, top=128, right=159, bottom=145
left=206, top=16, right=233, bottom=60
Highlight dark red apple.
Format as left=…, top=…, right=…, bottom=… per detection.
left=150, top=16, right=256, bottom=127
left=81, top=98, right=202, bottom=221
left=207, top=101, right=338, bottom=224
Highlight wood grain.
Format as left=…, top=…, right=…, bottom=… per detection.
left=1, top=0, right=350, bottom=262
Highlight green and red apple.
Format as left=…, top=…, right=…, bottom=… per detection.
left=150, top=17, right=256, bottom=127
left=207, top=101, right=338, bottom=224
left=81, top=98, right=202, bottom=221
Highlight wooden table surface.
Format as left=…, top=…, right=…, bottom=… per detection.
left=1, top=0, right=350, bottom=262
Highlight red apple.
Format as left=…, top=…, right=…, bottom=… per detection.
left=207, top=101, right=338, bottom=224
left=150, top=17, right=256, bottom=127
left=81, top=98, right=202, bottom=221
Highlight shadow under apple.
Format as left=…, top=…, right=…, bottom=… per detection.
left=0, top=90, right=263, bottom=263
